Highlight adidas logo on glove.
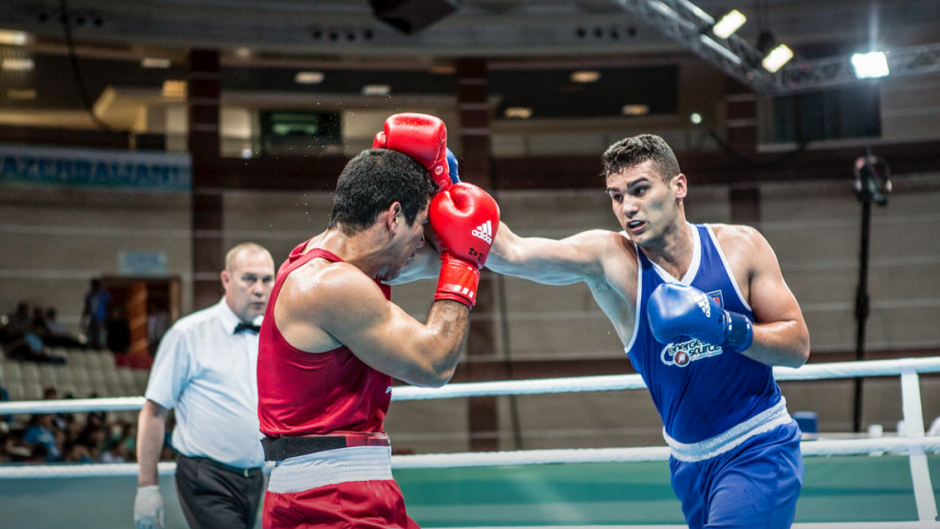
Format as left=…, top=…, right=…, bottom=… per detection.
left=472, top=220, right=493, bottom=244
left=696, top=292, right=711, bottom=318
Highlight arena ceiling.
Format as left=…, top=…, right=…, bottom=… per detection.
left=3, top=0, right=940, bottom=57
left=1, top=0, right=939, bottom=128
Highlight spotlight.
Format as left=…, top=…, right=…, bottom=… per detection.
left=295, top=71, right=325, bottom=85
left=570, top=70, right=600, bottom=83
left=852, top=52, right=889, bottom=79
left=362, top=84, right=391, bottom=96
left=2, top=58, right=34, bottom=71
left=0, top=29, right=31, bottom=46
left=761, top=44, right=793, bottom=73
left=141, top=58, right=171, bottom=69
left=756, top=30, right=792, bottom=73
left=504, top=107, right=532, bottom=119
left=712, top=10, right=746, bottom=39
left=621, top=104, right=649, bottom=116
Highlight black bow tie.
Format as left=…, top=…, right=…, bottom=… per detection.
left=234, top=322, right=260, bottom=334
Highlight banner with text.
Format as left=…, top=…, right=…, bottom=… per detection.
left=0, top=144, right=191, bottom=191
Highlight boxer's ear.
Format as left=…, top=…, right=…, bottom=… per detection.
left=672, top=173, right=688, bottom=201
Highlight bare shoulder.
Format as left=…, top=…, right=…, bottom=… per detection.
left=710, top=223, right=779, bottom=279
left=710, top=223, right=769, bottom=254
left=585, top=229, right=639, bottom=286
left=280, top=259, right=386, bottom=324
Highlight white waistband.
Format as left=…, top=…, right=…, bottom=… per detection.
left=267, top=445, right=393, bottom=494
left=663, top=397, right=792, bottom=463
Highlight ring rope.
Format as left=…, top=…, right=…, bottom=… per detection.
left=1, top=437, right=937, bottom=479
left=2, top=356, right=938, bottom=524
left=1, top=356, right=938, bottom=415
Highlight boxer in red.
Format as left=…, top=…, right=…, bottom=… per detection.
left=257, top=113, right=500, bottom=528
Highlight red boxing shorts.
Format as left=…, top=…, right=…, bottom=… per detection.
left=263, top=479, right=420, bottom=529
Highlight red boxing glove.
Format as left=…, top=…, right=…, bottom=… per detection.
left=373, top=113, right=451, bottom=192
left=429, top=183, right=500, bottom=308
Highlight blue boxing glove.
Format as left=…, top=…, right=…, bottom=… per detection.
left=647, top=283, right=753, bottom=353
left=446, top=148, right=461, bottom=185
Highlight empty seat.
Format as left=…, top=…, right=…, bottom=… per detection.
left=22, top=383, right=43, bottom=401
left=51, top=365, right=72, bottom=385
left=68, top=353, right=90, bottom=369
left=118, top=369, right=136, bottom=386
left=98, top=350, right=116, bottom=369
left=4, top=381, right=25, bottom=401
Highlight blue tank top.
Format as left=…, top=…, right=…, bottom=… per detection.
left=627, top=223, right=781, bottom=444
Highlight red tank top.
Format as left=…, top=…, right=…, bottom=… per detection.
left=257, top=241, right=393, bottom=437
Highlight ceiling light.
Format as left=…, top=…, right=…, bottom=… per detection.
left=162, top=80, right=187, bottom=98
left=621, top=104, right=649, bottom=116
left=761, top=44, right=793, bottom=73
left=504, top=107, right=532, bottom=119
left=570, top=70, right=601, bottom=83
left=712, top=10, right=746, bottom=39
left=690, top=112, right=703, bottom=124
left=2, top=58, right=34, bottom=72
left=295, top=71, right=325, bottom=84
left=241, top=148, right=254, bottom=159
left=7, top=89, right=37, bottom=100
left=141, top=58, right=171, bottom=69
left=852, top=51, right=890, bottom=79
left=235, top=47, right=252, bottom=59
left=361, top=84, right=390, bottom=96
left=0, top=29, right=31, bottom=46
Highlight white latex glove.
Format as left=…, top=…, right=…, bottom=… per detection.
left=134, top=485, right=165, bottom=529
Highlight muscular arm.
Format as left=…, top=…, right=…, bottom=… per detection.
left=485, top=222, right=610, bottom=286
left=281, top=266, right=470, bottom=388
left=136, top=400, right=169, bottom=487
left=732, top=227, right=810, bottom=368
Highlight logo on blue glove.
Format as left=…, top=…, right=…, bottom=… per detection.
left=695, top=292, right=711, bottom=318
left=661, top=339, right=722, bottom=367
left=659, top=289, right=725, bottom=368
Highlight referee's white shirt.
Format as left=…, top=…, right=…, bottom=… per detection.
left=145, top=299, right=265, bottom=469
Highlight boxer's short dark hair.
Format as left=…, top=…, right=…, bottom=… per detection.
left=601, top=134, right=681, bottom=182
left=329, top=149, right=436, bottom=234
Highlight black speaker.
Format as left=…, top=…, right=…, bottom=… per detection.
left=370, top=0, right=460, bottom=35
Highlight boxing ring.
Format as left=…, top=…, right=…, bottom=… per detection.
left=1, top=356, right=939, bottom=528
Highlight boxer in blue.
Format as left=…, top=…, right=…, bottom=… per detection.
left=482, top=134, right=811, bottom=528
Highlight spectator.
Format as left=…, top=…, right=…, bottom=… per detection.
left=101, top=438, right=129, bottom=463
left=9, top=301, right=31, bottom=332
left=63, top=441, right=94, bottom=463
left=107, top=306, right=131, bottom=355
left=43, top=387, right=71, bottom=432
left=0, top=326, right=66, bottom=364
left=30, top=307, right=47, bottom=334
left=0, top=380, right=12, bottom=428
left=41, top=308, right=87, bottom=349
left=82, top=279, right=111, bottom=349
left=147, top=311, right=169, bottom=357
left=23, top=414, right=62, bottom=462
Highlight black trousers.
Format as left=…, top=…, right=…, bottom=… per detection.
left=175, top=455, right=265, bottom=529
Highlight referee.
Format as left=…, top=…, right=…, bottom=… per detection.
left=135, top=243, right=275, bottom=529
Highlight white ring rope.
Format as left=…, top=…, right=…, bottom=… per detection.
left=0, top=356, right=938, bottom=473
left=1, top=356, right=938, bottom=415
left=2, top=355, right=938, bottom=528
left=1, top=437, right=938, bottom=479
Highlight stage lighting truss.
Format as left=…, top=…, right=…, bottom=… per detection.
left=781, top=43, right=940, bottom=92
left=610, top=0, right=940, bottom=94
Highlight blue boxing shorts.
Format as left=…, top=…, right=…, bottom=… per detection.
left=668, top=420, right=804, bottom=529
